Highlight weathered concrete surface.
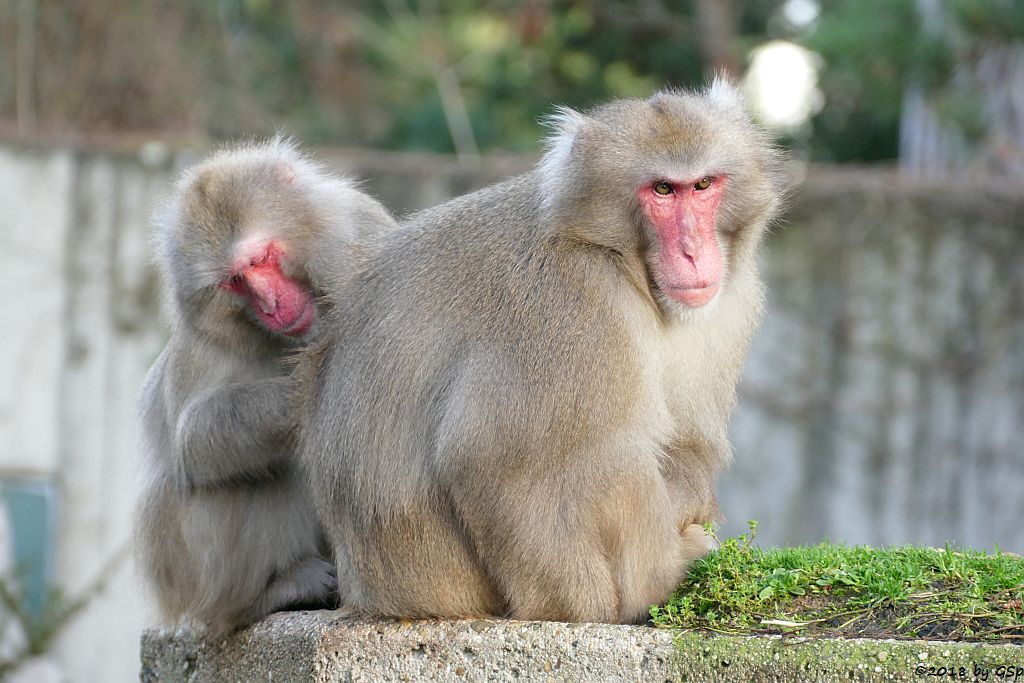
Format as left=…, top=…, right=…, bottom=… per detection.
left=140, top=611, right=1024, bottom=682
left=723, top=168, right=1024, bottom=552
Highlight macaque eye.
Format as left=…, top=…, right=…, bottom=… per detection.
left=653, top=181, right=674, bottom=195
left=694, top=177, right=713, bottom=191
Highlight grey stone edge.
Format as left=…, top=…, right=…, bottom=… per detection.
left=140, top=610, right=1024, bottom=682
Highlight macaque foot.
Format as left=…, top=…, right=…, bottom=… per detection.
left=680, top=523, right=719, bottom=564
left=261, top=556, right=339, bottom=615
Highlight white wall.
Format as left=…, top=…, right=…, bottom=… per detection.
left=0, top=145, right=173, bottom=682
left=0, top=149, right=74, bottom=476
left=722, top=174, right=1024, bottom=551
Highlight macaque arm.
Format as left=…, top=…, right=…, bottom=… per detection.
left=174, top=376, right=295, bottom=491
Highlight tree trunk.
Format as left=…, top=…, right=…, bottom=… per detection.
left=694, top=0, right=740, bottom=78
left=16, top=0, right=37, bottom=133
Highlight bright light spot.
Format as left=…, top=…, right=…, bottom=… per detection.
left=743, top=40, right=823, bottom=130
left=782, top=0, right=820, bottom=29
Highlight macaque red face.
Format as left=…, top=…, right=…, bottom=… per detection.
left=219, top=238, right=315, bottom=337
left=638, top=175, right=726, bottom=308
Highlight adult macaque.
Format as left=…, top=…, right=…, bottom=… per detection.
left=135, top=139, right=396, bottom=635
left=297, top=81, right=784, bottom=623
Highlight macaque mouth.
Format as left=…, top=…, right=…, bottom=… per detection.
left=278, top=300, right=315, bottom=336
left=250, top=287, right=316, bottom=337
left=663, top=280, right=721, bottom=308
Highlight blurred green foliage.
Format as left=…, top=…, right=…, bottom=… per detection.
left=806, top=0, right=1024, bottom=162
left=0, top=0, right=1020, bottom=162
left=803, top=0, right=923, bottom=162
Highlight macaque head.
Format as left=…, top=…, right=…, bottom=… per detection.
left=539, top=79, right=784, bottom=313
left=158, top=141, right=327, bottom=343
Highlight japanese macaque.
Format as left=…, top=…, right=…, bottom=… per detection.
left=295, top=81, right=784, bottom=623
left=135, top=139, right=396, bottom=635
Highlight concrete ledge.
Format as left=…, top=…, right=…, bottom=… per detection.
left=140, top=611, right=1024, bottom=682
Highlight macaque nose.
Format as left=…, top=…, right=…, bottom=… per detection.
left=242, top=268, right=278, bottom=315
left=680, top=231, right=703, bottom=260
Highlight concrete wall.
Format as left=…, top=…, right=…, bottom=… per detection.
left=0, top=141, right=1020, bottom=681
left=724, top=170, right=1024, bottom=551
left=0, top=144, right=172, bottom=682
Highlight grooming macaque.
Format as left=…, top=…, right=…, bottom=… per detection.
left=135, top=140, right=396, bottom=634
left=297, top=81, right=784, bottom=623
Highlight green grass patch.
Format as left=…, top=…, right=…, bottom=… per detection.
left=650, top=522, right=1024, bottom=643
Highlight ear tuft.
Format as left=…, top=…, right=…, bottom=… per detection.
left=538, top=106, right=586, bottom=197
left=707, top=75, right=743, bottom=110
left=541, top=106, right=586, bottom=161
left=542, top=105, right=586, bottom=138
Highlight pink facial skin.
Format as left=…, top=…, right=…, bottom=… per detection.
left=638, top=176, right=727, bottom=308
left=219, top=240, right=315, bottom=337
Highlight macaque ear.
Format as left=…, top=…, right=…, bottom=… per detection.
left=538, top=106, right=590, bottom=201
left=274, top=161, right=297, bottom=186
left=540, top=106, right=586, bottom=169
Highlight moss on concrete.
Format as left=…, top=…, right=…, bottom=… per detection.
left=652, top=523, right=1024, bottom=643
